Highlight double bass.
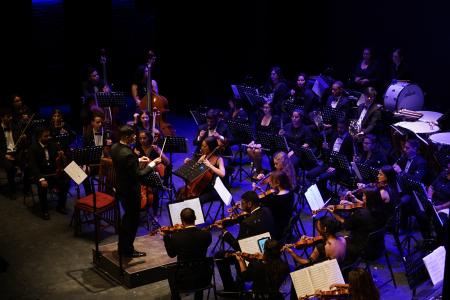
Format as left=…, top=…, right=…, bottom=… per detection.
left=138, top=51, right=176, bottom=136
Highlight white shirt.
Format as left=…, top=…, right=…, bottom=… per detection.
left=93, top=129, right=104, bottom=146
left=357, top=107, right=368, bottom=128
left=2, top=126, right=15, bottom=153
left=333, top=137, right=344, bottom=153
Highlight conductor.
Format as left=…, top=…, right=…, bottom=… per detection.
left=111, top=125, right=161, bottom=258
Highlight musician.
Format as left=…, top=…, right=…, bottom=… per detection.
left=289, top=72, right=319, bottom=114
left=255, top=151, right=297, bottom=191
left=81, top=67, right=110, bottom=127
left=131, top=57, right=159, bottom=108
left=10, top=94, right=32, bottom=126
left=231, top=239, right=289, bottom=299
left=329, top=187, right=386, bottom=259
left=226, top=97, right=248, bottom=122
left=325, top=81, right=352, bottom=117
left=131, top=110, right=161, bottom=136
left=330, top=268, right=380, bottom=300
left=428, top=161, right=450, bottom=221
left=354, top=134, right=387, bottom=168
left=162, top=208, right=212, bottom=300
left=390, top=48, right=412, bottom=82
left=261, top=66, right=290, bottom=116
left=134, top=130, right=170, bottom=215
left=354, top=87, right=382, bottom=136
left=393, top=138, right=427, bottom=182
left=49, top=109, right=75, bottom=147
left=247, top=102, right=280, bottom=177
left=306, top=118, right=354, bottom=193
left=83, top=111, right=113, bottom=149
left=214, top=191, right=276, bottom=292
left=111, top=125, right=161, bottom=258
left=193, top=109, right=233, bottom=155
left=28, top=127, right=70, bottom=220
left=283, top=215, right=347, bottom=266
left=352, top=48, right=381, bottom=90
left=0, top=109, right=20, bottom=199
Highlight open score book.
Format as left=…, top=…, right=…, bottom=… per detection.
left=290, top=259, right=345, bottom=298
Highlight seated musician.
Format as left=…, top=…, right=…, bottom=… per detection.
left=256, top=171, right=294, bottom=240
left=279, top=109, right=314, bottom=170
left=214, top=191, right=276, bottom=292
left=49, top=109, right=75, bottom=145
left=193, top=108, right=233, bottom=154
left=329, top=186, right=386, bottom=260
left=10, top=94, right=32, bottom=126
left=225, top=97, right=248, bottom=122
left=178, top=136, right=225, bottom=204
left=283, top=215, right=347, bottom=266
left=247, top=102, right=280, bottom=177
left=162, top=208, right=212, bottom=300
left=131, top=110, right=161, bottom=136
left=354, top=134, right=387, bottom=168
left=289, top=72, right=319, bottom=114
left=325, top=81, right=352, bottom=117
left=354, top=87, right=382, bottom=137
left=255, top=151, right=297, bottom=190
left=393, top=138, right=429, bottom=236
left=329, top=268, right=380, bottom=300
left=230, top=239, right=289, bottom=299
left=28, top=128, right=70, bottom=220
left=428, top=160, right=450, bottom=222
left=0, top=108, right=20, bottom=199
left=134, top=130, right=170, bottom=216
left=306, top=118, right=353, bottom=194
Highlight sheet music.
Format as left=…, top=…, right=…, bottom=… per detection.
left=290, top=268, right=314, bottom=297
left=238, top=232, right=271, bottom=266
left=64, top=161, right=88, bottom=185
left=168, top=198, right=205, bottom=226
left=351, top=162, right=363, bottom=182
left=291, top=259, right=344, bottom=298
left=423, top=246, right=446, bottom=285
left=305, top=184, right=325, bottom=212
left=214, top=177, right=232, bottom=206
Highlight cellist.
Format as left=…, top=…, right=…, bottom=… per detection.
left=178, top=136, right=225, bottom=204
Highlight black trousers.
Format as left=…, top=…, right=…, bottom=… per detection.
left=0, top=157, right=17, bottom=193
left=37, top=175, right=70, bottom=214
left=118, top=193, right=140, bottom=255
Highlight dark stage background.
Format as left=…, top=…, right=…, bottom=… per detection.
left=10, top=0, right=450, bottom=127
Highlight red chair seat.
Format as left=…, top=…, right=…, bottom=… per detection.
left=75, top=192, right=114, bottom=210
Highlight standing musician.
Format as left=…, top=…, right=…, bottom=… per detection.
left=134, top=130, right=170, bottom=216
left=162, top=208, right=212, bottom=300
left=214, top=191, right=276, bottom=292
left=262, top=66, right=290, bottom=117
left=177, top=136, right=225, bottom=204
left=28, top=127, right=70, bottom=220
left=0, top=108, right=20, bottom=199
left=10, top=94, right=32, bottom=126
left=131, top=55, right=159, bottom=108
left=111, top=125, right=161, bottom=258
left=231, top=239, right=290, bottom=299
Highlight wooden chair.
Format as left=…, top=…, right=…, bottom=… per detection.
left=71, top=158, right=118, bottom=238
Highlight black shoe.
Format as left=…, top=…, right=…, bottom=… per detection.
left=56, top=207, right=68, bottom=215
left=124, top=250, right=146, bottom=258
left=42, top=213, right=50, bottom=220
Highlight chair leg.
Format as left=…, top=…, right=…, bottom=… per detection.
left=384, top=252, right=397, bottom=288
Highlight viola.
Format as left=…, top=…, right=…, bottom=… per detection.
left=149, top=224, right=186, bottom=236
left=285, top=236, right=324, bottom=250
left=312, top=202, right=365, bottom=215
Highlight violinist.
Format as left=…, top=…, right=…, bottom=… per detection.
left=162, top=208, right=212, bottom=300
left=283, top=216, right=346, bottom=267
left=179, top=136, right=226, bottom=204
left=214, top=191, right=276, bottom=292
left=231, top=239, right=289, bottom=299
left=131, top=110, right=161, bottom=136
left=257, top=170, right=294, bottom=240
left=329, top=186, right=386, bottom=260
left=330, top=267, right=380, bottom=300
left=254, top=151, right=297, bottom=190
left=247, top=102, right=280, bottom=178
left=134, top=130, right=169, bottom=215
left=0, top=108, right=20, bottom=199
left=28, top=128, right=70, bottom=220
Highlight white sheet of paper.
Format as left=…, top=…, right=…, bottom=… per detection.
left=238, top=232, right=271, bottom=266
left=290, top=268, right=314, bottom=297
left=214, top=177, right=232, bottom=206
left=168, top=198, right=205, bottom=226
left=304, top=184, right=325, bottom=212
left=423, top=246, right=446, bottom=286
left=64, top=161, right=88, bottom=185
left=351, top=162, right=363, bottom=182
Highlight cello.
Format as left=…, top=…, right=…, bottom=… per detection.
left=139, top=51, right=176, bottom=136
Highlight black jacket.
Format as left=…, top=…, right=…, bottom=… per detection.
left=163, top=226, right=212, bottom=261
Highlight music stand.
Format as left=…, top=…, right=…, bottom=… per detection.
left=54, top=133, right=72, bottom=150
left=227, top=120, right=253, bottom=182
left=189, top=110, right=207, bottom=126
left=71, top=146, right=103, bottom=166
left=158, top=136, right=188, bottom=201
left=244, top=92, right=266, bottom=107
left=95, top=91, right=128, bottom=108
left=355, top=162, right=379, bottom=183
left=330, top=151, right=352, bottom=175
left=283, top=102, right=304, bottom=117
left=31, top=119, right=47, bottom=133
left=322, top=107, right=346, bottom=125
left=403, top=249, right=430, bottom=297
left=232, top=85, right=259, bottom=100
left=141, top=171, right=164, bottom=230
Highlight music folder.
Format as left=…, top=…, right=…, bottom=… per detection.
left=304, top=184, right=325, bottom=212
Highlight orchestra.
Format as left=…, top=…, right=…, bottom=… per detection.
left=3, top=46, right=450, bottom=300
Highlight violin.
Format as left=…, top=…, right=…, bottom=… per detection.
left=299, top=286, right=350, bottom=299
left=312, top=202, right=365, bottom=215
left=203, top=211, right=250, bottom=231
left=285, top=236, right=324, bottom=250
left=258, top=189, right=276, bottom=199
left=149, top=224, right=186, bottom=236
left=224, top=251, right=263, bottom=261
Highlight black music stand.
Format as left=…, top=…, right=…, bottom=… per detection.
left=31, top=119, right=47, bottom=133
left=355, top=162, right=379, bottom=183
left=330, top=151, right=352, bottom=175
left=283, top=102, right=304, bottom=117
left=322, top=107, right=346, bottom=125
left=71, top=146, right=104, bottom=198
left=158, top=136, right=188, bottom=201
left=189, top=110, right=207, bottom=126
left=403, top=249, right=430, bottom=297
left=95, top=91, right=128, bottom=108
left=227, top=121, right=253, bottom=182
left=54, top=133, right=71, bottom=150
left=231, top=84, right=258, bottom=100
left=141, top=171, right=164, bottom=230
left=244, top=92, right=266, bottom=107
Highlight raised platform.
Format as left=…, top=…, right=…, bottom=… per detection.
left=92, top=234, right=176, bottom=288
